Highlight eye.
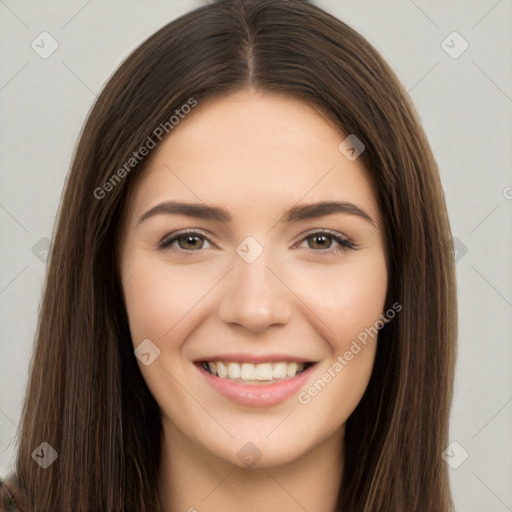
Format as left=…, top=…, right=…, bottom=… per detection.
left=296, top=230, right=356, bottom=254
left=158, top=229, right=356, bottom=257
left=159, top=230, right=213, bottom=253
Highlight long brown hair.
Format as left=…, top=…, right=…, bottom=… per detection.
left=11, top=0, right=457, bottom=510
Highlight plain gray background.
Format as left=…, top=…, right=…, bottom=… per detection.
left=1, top=1, right=511, bottom=510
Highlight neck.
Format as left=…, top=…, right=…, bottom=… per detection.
left=157, top=420, right=344, bottom=512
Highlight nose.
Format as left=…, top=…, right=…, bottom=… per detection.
left=217, top=249, right=293, bottom=334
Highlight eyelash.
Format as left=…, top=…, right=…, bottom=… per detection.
left=158, top=229, right=357, bottom=257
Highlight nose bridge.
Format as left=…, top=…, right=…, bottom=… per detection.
left=217, top=237, right=293, bottom=332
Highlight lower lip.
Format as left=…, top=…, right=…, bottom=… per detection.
left=196, top=364, right=315, bottom=407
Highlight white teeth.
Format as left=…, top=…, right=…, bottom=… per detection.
left=255, top=363, right=273, bottom=380
left=272, top=362, right=287, bottom=379
left=286, top=362, right=297, bottom=377
left=240, top=363, right=256, bottom=380
left=203, top=361, right=308, bottom=381
left=227, top=362, right=241, bottom=379
left=216, top=361, right=228, bottom=378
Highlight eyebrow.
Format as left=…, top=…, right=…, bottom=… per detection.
left=138, top=200, right=377, bottom=229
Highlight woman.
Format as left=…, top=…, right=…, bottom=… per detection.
left=1, top=0, right=457, bottom=510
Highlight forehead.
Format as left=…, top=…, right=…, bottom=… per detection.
left=126, top=89, right=380, bottom=225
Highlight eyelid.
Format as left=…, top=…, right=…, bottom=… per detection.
left=293, top=228, right=356, bottom=251
left=158, top=228, right=357, bottom=253
left=158, top=228, right=218, bottom=250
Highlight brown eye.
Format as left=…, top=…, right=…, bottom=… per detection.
left=159, top=230, right=213, bottom=252
left=176, top=234, right=205, bottom=250
left=307, top=233, right=333, bottom=250
left=299, top=230, right=355, bottom=254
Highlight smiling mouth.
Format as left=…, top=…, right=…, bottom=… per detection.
left=199, top=361, right=314, bottom=383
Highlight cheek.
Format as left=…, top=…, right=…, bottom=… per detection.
left=291, top=252, right=388, bottom=350
left=121, top=253, right=208, bottom=344
left=292, top=255, right=387, bottom=423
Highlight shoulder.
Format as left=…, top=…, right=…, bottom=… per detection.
left=0, top=476, right=27, bottom=512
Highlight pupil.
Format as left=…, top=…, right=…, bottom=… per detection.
left=181, top=235, right=201, bottom=249
left=311, top=234, right=330, bottom=249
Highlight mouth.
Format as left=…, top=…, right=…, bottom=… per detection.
left=198, top=360, right=314, bottom=384
left=195, top=358, right=317, bottom=407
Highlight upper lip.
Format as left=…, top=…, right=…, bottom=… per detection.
left=194, top=353, right=316, bottom=364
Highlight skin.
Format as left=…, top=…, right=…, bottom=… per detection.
left=118, top=88, right=388, bottom=512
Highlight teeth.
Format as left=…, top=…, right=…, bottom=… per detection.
left=272, top=362, right=287, bottom=379
left=227, top=362, right=241, bottom=379
left=203, top=361, right=308, bottom=381
left=286, top=362, right=297, bottom=377
left=217, top=361, right=228, bottom=378
left=255, top=363, right=273, bottom=380
left=241, top=363, right=256, bottom=380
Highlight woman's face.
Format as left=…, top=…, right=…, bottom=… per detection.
left=118, top=89, right=388, bottom=469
